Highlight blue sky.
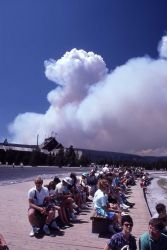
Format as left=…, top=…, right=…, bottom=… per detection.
left=1, top=1, right=167, bottom=156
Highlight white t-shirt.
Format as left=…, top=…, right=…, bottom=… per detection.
left=55, top=182, right=69, bottom=194
left=93, top=189, right=108, bottom=209
left=28, top=186, right=49, bottom=206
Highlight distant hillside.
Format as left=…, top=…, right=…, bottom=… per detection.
left=79, top=148, right=167, bottom=163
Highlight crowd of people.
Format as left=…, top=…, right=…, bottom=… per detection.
left=2, top=164, right=167, bottom=249
left=27, top=171, right=93, bottom=236
left=26, top=165, right=140, bottom=248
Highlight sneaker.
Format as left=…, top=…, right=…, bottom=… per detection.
left=122, top=203, right=130, bottom=209
left=120, top=204, right=130, bottom=211
left=43, top=224, right=50, bottom=235
left=125, top=202, right=135, bottom=207
left=59, top=224, right=68, bottom=229
left=29, top=229, right=35, bottom=237
left=50, top=221, right=60, bottom=231
left=66, top=223, right=74, bottom=227
left=121, top=212, right=129, bottom=216
left=29, top=226, right=40, bottom=237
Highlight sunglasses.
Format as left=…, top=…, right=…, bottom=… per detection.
left=124, top=223, right=133, bottom=227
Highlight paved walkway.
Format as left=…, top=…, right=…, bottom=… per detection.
left=0, top=178, right=150, bottom=250
left=128, top=182, right=151, bottom=244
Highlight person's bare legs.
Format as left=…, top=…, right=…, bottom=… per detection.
left=60, top=206, right=70, bottom=224
left=62, top=198, right=74, bottom=214
left=45, top=209, right=55, bottom=225
left=28, top=208, right=40, bottom=227
left=115, top=213, right=122, bottom=225
left=73, top=193, right=82, bottom=208
left=61, top=197, right=76, bottom=222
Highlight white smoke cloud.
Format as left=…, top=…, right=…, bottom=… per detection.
left=8, top=36, right=167, bottom=156
left=45, top=48, right=108, bottom=107
left=158, top=34, right=167, bottom=59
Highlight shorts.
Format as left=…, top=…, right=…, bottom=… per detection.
left=96, top=208, right=115, bottom=219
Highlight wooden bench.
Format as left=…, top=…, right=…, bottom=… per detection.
left=90, top=211, right=111, bottom=234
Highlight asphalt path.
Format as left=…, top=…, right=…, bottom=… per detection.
left=0, top=165, right=91, bottom=186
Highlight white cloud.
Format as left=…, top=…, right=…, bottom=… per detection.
left=45, top=48, right=108, bottom=107
left=8, top=37, right=167, bottom=156
left=158, top=34, right=167, bottom=59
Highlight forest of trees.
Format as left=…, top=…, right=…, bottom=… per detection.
left=0, top=145, right=90, bottom=167
left=0, top=145, right=167, bottom=170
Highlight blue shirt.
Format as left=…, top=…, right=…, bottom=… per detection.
left=139, top=232, right=167, bottom=250
left=107, top=231, right=137, bottom=250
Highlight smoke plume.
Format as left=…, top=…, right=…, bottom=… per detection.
left=8, top=36, right=167, bottom=156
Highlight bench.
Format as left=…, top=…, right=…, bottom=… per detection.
left=90, top=211, right=111, bottom=234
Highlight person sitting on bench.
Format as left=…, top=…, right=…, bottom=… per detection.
left=28, top=176, right=59, bottom=237
left=93, top=179, right=121, bottom=233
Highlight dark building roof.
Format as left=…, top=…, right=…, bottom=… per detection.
left=40, top=137, right=63, bottom=151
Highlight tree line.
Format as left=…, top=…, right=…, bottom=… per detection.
left=0, top=145, right=89, bottom=167
left=0, top=146, right=167, bottom=170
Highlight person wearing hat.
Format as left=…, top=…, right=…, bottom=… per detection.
left=55, top=177, right=73, bottom=196
left=139, top=218, right=167, bottom=250
left=45, top=179, right=72, bottom=229
left=55, top=177, right=76, bottom=222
